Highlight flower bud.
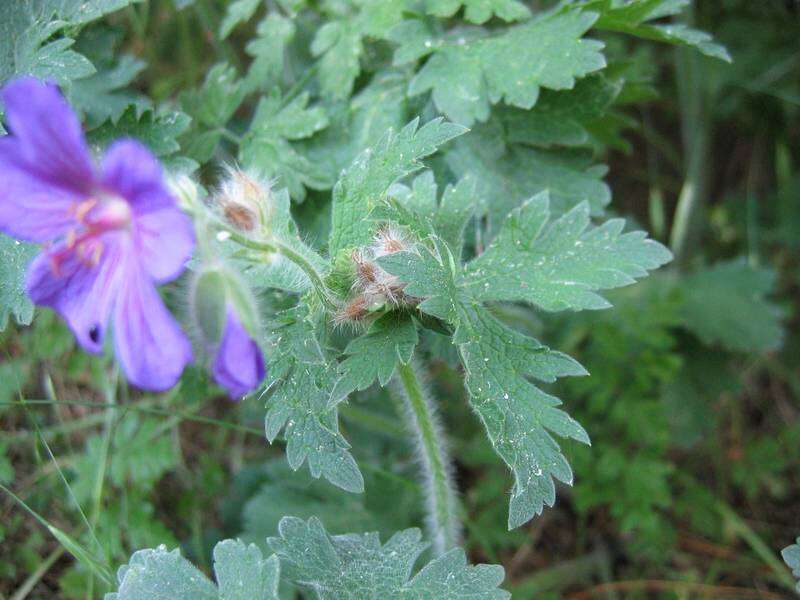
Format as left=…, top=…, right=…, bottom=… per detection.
left=217, top=167, right=271, bottom=233
left=190, top=266, right=265, bottom=398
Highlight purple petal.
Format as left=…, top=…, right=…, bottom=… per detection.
left=1, top=77, right=94, bottom=194
left=101, top=139, right=195, bottom=282
left=101, top=139, right=176, bottom=213
left=112, top=259, right=193, bottom=392
left=26, top=234, right=126, bottom=353
left=0, top=139, right=81, bottom=241
left=134, top=206, right=195, bottom=283
left=212, top=307, right=266, bottom=399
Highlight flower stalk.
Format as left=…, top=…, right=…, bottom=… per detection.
left=396, top=360, right=460, bottom=556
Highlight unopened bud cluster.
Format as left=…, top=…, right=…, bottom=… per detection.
left=334, top=226, right=419, bottom=326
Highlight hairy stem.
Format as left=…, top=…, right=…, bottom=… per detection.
left=396, top=360, right=460, bottom=556
left=226, top=230, right=337, bottom=311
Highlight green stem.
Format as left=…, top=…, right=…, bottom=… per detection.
left=396, top=361, right=460, bottom=556
left=226, top=229, right=337, bottom=311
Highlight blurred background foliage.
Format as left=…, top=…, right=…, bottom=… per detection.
left=1, top=0, right=799, bottom=598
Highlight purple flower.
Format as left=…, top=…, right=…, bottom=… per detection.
left=0, top=77, right=194, bottom=391
left=212, top=305, right=266, bottom=399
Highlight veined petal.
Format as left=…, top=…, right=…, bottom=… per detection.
left=26, top=234, right=126, bottom=353
left=134, top=205, right=195, bottom=284
left=1, top=77, right=94, bottom=194
left=113, top=260, right=192, bottom=392
left=212, top=307, right=266, bottom=399
left=0, top=139, right=81, bottom=241
left=101, top=139, right=176, bottom=213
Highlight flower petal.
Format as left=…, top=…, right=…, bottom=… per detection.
left=1, top=77, right=94, bottom=194
left=0, top=139, right=81, bottom=241
left=26, top=235, right=126, bottom=353
left=101, top=139, right=176, bottom=213
left=134, top=206, right=195, bottom=283
left=212, top=307, right=266, bottom=399
left=112, top=260, right=192, bottom=391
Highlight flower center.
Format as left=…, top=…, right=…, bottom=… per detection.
left=49, top=194, right=133, bottom=276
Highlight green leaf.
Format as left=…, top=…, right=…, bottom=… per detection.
left=384, top=171, right=478, bottom=259
left=408, top=10, right=606, bottom=126
left=782, top=537, right=800, bottom=592
left=0, top=0, right=141, bottom=84
left=213, top=540, right=280, bottom=600
left=263, top=309, right=364, bottom=493
left=182, top=63, right=246, bottom=129
left=425, top=0, right=530, bottom=24
left=497, top=74, right=622, bottom=148
left=0, top=234, right=37, bottom=331
left=245, top=14, right=295, bottom=91
left=89, top=106, right=191, bottom=157
left=330, top=313, right=419, bottom=405
left=239, top=91, right=330, bottom=201
left=454, top=304, right=589, bottom=528
left=329, top=117, right=466, bottom=254
left=106, top=539, right=279, bottom=600
left=463, top=192, right=672, bottom=311
left=311, top=0, right=409, bottom=99
left=444, top=123, right=611, bottom=233
left=220, top=0, right=261, bottom=39
left=377, top=239, right=463, bottom=323
left=678, top=259, right=784, bottom=352
left=70, top=55, right=148, bottom=128
left=268, top=516, right=510, bottom=599
left=580, top=0, right=731, bottom=62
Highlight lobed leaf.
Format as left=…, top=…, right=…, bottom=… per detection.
left=329, top=117, right=466, bottom=254
left=263, top=309, right=364, bottom=493
left=106, top=539, right=279, bottom=600
left=454, top=304, right=589, bottom=528
left=330, top=313, right=419, bottom=406
left=463, top=192, right=672, bottom=311
left=268, top=516, right=510, bottom=599
left=408, top=10, right=606, bottom=126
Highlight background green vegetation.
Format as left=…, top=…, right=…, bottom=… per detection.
left=1, top=0, right=798, bottom=598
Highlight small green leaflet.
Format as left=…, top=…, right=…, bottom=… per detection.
left=384, top=171, right=477, bottom=259
left=330, top=313, right=418, bottom=406
left=0, top=235, right=37, bottom=331
left=300, top=69, right=411, bottom=183
left=464, top=192, right=672, bottom=311
left=180, top=63, right=246, bottom=162
left=239, top=90, right=330, bottom=201
left=70, top=55, right=148, bottom=128
left=425, top=0, right=530, bottom=24
left=0, top=0, right=141, bottom=84
left=245, top=14, right=295, bottom=91
left=576, top=0, right=731, bottom=62
left=89, top=106, right=191, bottom=157
left=311, top=0, right=409, bottom=99
left=219, top=0, right=261, bottom=39
left=263, top=309, right=364, bottom=493
left=444, top=122, right=611, bottom=233
left=454, top=304, right=589, bottom=528
left=106, top=539, right=280, bottom=600
left=407, top=10, right=606, bottom=126
left=678, top=259, right=784, bottom=352
left=783, top=537, right=800, bottom=592
left=377, top=239, right=463, bottom=323
left=498, top=74, right=622, bottom=148
left=329, top=117, right=466, bottom=254
left=268, top=516, right=510, bottom=599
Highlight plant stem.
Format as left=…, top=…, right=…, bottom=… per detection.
left=226, top=230, right=336, bottom=311
left=396, top=360, right=460, bottom=556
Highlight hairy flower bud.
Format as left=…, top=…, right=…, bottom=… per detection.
left=217, top=167, right=271, bottom=233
